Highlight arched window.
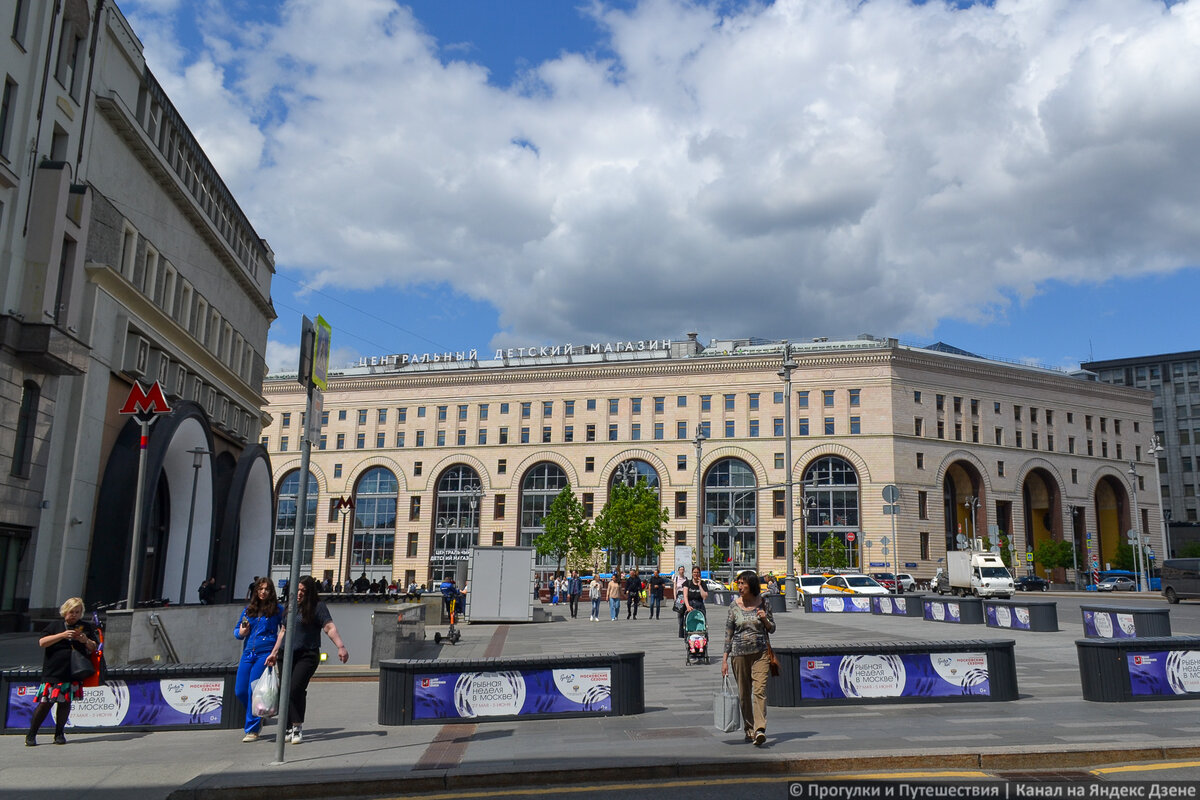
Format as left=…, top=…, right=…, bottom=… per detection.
left=608, top=459, right=662, bottom=571
left=521, top=462, right=568, bottom=572
left=273, top=470, right=317, bottom=569
left=352, top=467, right=397, bottom=577
left=704, top=458, right=757, bottom=574
left=431, top=465, right=482, bottom=583
left=803, top=456, right=860, bottom=556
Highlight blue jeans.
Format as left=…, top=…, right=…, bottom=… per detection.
left=591, top=597, right=601, bottom=618
left=234, top=645, right=273, bottom=734
left=609, top=597, right=621, bottom=620
left=648, top=595, right=662, bottom=618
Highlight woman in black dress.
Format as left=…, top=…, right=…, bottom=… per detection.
left=678, top=566, right=709, bottom=638
left=26, top=597, right=97, bottom=746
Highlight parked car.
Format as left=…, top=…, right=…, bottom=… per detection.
left=1015, top=575, right=1050, bottom=592
left=1096, top=576, right=1136, bottom=592
left=929, top=568, right=949, bottom=594
left=820, top=574, right=889, bottom=595
left=869, top=572, right=897, bottom=591
left=798, top=574, right=828, bottom=596
left=701, top=578, right=726, bottom=593
left=895, top=573, right=917, bottom=592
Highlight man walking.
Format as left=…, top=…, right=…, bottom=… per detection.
left=648, top=571, right=665, bottom=619
left=567, top=570, right=583, bottom=619
left=625, top=568, right=642, bottom=619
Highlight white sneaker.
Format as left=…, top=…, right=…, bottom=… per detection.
left=291, top=727, right=303, bottom=744
left=242, top=732, right=259, bottom=743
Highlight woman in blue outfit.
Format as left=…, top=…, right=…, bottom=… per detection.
left=234, top=577, right=285, bottom=742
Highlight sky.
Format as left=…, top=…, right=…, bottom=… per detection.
left=117, top=0, right=1200, bottom=375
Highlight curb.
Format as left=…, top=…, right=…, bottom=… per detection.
left=165, top=742, right=1200, bottom=800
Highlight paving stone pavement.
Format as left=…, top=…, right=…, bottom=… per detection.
left=3, top=598, right=1200, bottom=800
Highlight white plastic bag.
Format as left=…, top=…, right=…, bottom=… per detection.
left=714, top=675, right=742, bottom=733
left=250, top=664, right=279, bottom=718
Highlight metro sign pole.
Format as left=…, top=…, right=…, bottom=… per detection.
left=119, top=381, right=173, bottom=609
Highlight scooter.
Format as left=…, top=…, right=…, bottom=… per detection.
left=434, top=594, right=462, bottom=644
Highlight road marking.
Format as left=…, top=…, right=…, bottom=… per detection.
left=1091, top=761, right=1200, bottom=775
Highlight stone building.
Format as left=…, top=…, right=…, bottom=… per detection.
left=0, top=1, right=275, bottom=627
left=261, top=334, right=1158, bottom=589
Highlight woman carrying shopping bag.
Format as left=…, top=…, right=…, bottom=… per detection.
left=234, top=578, right=285, bottom=742
left=721, top=571, right=775, bottom=747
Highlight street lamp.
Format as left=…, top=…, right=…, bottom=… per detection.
left=1149, top=435, right=1168, bottom=559
left=694, top=426, right=707, bottom=573
left=1127, top=461, right=1150, bottom=592
left=178, top=447, right=209, bottom=605
left=964, top=496, right=981, bottom=551
left=778, top=342, right=799, bottom=608
left=1069, top=506, right=1082, bottom=590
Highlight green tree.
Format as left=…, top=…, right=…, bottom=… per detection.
left=1032, top=539, right=1074, bottom=573
left=534, top=485, right=589, bottom=574
left=801, top=536, right=851, bottom=572
left=592, top=480, right=669, bottom=570
left=1180, top=542, right=1200, bottom=558
left=1110, top=542, right=1136, bottom=571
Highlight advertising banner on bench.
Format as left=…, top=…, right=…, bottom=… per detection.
left=413, top=668, right=612, bottom=720
left=1127, top=650, right=1200, bottom=697
left=986, top=604, right=1032, bottom=630
left=809, top=596, right=872, bottom=613
left=1083, top=609, right=1138, bottom=638
left=799, top=652, right=990, bottom=700
left=7, top=678, right=225, bottom=729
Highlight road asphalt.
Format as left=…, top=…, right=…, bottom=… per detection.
left=3, top=593, right=1200, bottom=800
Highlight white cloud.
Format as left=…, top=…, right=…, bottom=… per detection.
left=136, top=0, right=1200, bottom=348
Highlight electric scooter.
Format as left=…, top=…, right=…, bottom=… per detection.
left=434, top=593, right=462, bottom=644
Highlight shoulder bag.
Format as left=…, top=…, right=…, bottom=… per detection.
left=763, top=612, right=781, bottom=677
left=70, top=647, right=96, bottom=682
left=714, top=675, right=742, bottom=733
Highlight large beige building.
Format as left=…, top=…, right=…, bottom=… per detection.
left=261, top=334, right=1159, bottom=589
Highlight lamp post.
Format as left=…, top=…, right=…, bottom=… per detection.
left=337, top=496, right=354, bottom=589
left=964, top=496, right=980, bottom=551
left=694, top=426, right=707, bottom=573
left=778, top=343, right=799, bottom=608
left=1128, top=461, right=1149, bottom=593
left=178, top=447, right=209, bottom=605
left=1069, top=506, right=1081, bottom=590
left=1149, top=435, right=1168, bottom=559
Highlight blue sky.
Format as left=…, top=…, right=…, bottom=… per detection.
left=122, top=0, right=1200, bottom=373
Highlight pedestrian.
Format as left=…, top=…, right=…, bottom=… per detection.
left=766, top=574, right=779, bottom=596
left=25, top=597, right=98, bottom=746
left=648, top=571, right=665, bottom=619
left=625, top=568, right=641, bottom=619
left=588, top=574, right=602, bottom=621
left=679, top=566, right=708, bottom=639
left=283, top=576, right=349, bottom=744
left=354, top=572, right=370, bottom=593
left=343, top=578, right=353, bottom=594
left=440, top=577, right=462, bottom=621
left=247, top=576, right=260, bottom=601
left=233, top=577, right=285, bottom=742
left=321, top=576, right=332, bottom=594
left=567, top=570, right=582, bottom=618
left=721, top=571, right=776, bottom=747
left=198, top=577, right=217, bottom=605
left=607, top=570, right=623, bottom=621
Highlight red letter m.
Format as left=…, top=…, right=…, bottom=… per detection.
left=120, top=381, right=172, bottom=416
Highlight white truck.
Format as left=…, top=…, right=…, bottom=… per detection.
left=942, top=550, right=1014, bottom=598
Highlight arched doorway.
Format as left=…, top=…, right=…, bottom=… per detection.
left=432, top=465, right=482, bottom=584
left=271, top=470, right=317, bottom=585
left=704, top=458, right=758, bottom=578
left=351, top=467, right=397, bottom=584
left=520, top=462, right=568, bottom=582
left=942, top=461, right=986, bottom=553
left=1022, top=468, right=1062, bottom=580
left=802, top=456, right=860, bottom=571
left=1093, top=475, right=1130, bottom=572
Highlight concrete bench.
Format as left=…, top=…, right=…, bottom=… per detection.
left=871, top=594, right=928, bottom=617
left=803, top=594, right=873, bottom=613
left=923, top=596, right=984, bottom=624
left=767, top=639, right=1018, bottom=706
left=1077, top=635, right=1200, bottom=701
left=378, top=651, right=644, bottom=724
left=983, top=598, right=1059, bottom=632
left=1080, top=605, right=1171, bottom=638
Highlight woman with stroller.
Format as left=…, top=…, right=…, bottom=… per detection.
left=678, top=566, right=708, bottom=638
left=721, top=571, right=775, bottom=747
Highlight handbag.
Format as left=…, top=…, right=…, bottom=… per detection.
left=714, top=675, right=742, bottom=733
left=69, top=648, right=95, bottom=682
left=672, top=597, right=685, bottom=614
left=764, top=631, right=781, bottom=677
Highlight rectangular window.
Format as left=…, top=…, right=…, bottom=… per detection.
left=479, top=404, right=488, bottom=420
left=325, top=534, right=337, bottom=559
left=797, top=391, right=809, bottom=408
left=774, top=452, right=784, bottom=469
left=409, top=496, right=421, bottom=521
left=587, top=424, right=596, bottom=441
left=749, top=393, right=759, bottom=410
left=378, top=408, right=387, bottom=424
left=608, top=398, right=619, bottom=414
left=1016, top=431, right=1023, bottom=448
left=318, top=434, right=327, bottom=450
left=677, top=395, right=687, bottom=408
left=500, top=403, right=509, bottom=414
left=849, top=389, right=860, bottom=407
left=654, top=396, right=665, bottom=413
left=321, top=411, right=329, bottom=425
left=459, top=404, right=468, bottom=421
left=631, top=423, right=641, bottom=441
left=774, top=391, right=784, bottom=404
left=543, top=400, right=552, bottom=417
left=520, top=427, right=530, bottom=444
left=774, top=418, right=783, bottom=437
left=493, top=532, right=503, bottom=546
left=918, top=491, right=928, bottom=520
left=953, top=397, right=962, bottom=413
left=417, top=406, right=426, bottom=418
left=677, top=454, right=687, bottom=470
left=494, top=495, right=506, bottom=519
left=920, top=532, right=930, bottom=561
left=997, top=461, right=1005, bottom=477
left=724, top=420, right=734, bottom=437
left=936, top=420, right=944, bottom=439
left=749, top=419, right=759, bottom=438
left=542, top=426, right=552, bottom=443
left=916, top=452, right=924, bottom=469
left=477, top=429, right=487, bottom=445
left=631, top=397, right=642, bottom=414
left=1071, top=468, right=1078, bottom=484
left=608, top=423, right=618, bottom=441
left=564, top=425, right=574, bottom=442
left=972, top=425, right=979, bottom=444
left=407, top=532, right=419, bottom=558
left=773, top=490, right=785, bottom=518
left=436, top=431, right=446, bottom=447
left=675, top=492, right=688, bottom=519
left=414, top=462, right=422, bottom=476
left=521, top=402, right=531, bottom=418
left=914, top=390, right=922, bottom=403
left=398, top=408, right=407, bottom=422
left=824, top=417, right=834, bottom=435
left=582, top=493, right=594, bottom=518
left=585, top=457, right=594, bottom=472
left=823, top=390, right=834, bottom=407
left=333, top=463, right=342, bottom=478
left=336, top=433, right=345, bottom=449
left=936, top=394, right=944, bottom=411
left=457, top=430, right=467, bottom=446
left=774, top=531, right=786, bottom=559
left=798, top=418, right=809, bottom=436
left=416, top=431, right=425, bottom=447
left=499, top=427, right=508, bottom=444
left=954, top=422, right=962, bottom=441
left=724, top=394, right=735, bottom=411
left=279, top=436, right=288, bottom=452
left=281, top=412, right=292, bottom=427
left=677, top=421, right=687, bottom=439
left=654, top=422, right=663, bottom=440
left=564, top=400, right=574, bottom=416
left=700, top=395, right=711, bottom=411
left=585, top=399, right=595, bottom=411
left=849, top=416, right=861, bottom=434
left=915, top=418, right=924, bottom=436
left=376, top=432, right=385, bottom=448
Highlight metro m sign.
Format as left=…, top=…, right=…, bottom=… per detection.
left=120, top=380, right=173, bottom=417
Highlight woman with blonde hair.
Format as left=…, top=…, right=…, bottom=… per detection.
left=26, top=597, right=97, bottom=746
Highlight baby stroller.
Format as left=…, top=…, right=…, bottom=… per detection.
left=684, top=609, right=709, bottom=665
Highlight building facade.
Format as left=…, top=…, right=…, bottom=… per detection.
left=0, top=2, right=275, bottom=627
left=1083, top=350, right=1200, bottom=558
left=261, top=335, right=1159, bottom=589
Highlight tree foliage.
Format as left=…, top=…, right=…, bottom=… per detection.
left=534, top=485, right=589, bottom=572
left=592, top=480, right=669, bottom=570
left=800, top=536, right=852, bottom=572
left=1110, top=542, right=1136, bottom=571
left=1032, top=539, right=1075, bottom=572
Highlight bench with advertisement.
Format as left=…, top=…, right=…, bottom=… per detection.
left=923, top=596, right=985, bottom=624
left=1, top=663, right=241, bottom=734
left=766, top=639, right=1018, bottom=707
left=1080, top=605, right=1171, bottom=638
left=982, top=598, right=1059, bottom=632
left=1077, top=635, right=1200, bottom=702
left=378, top=652, right=644, bottom=725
